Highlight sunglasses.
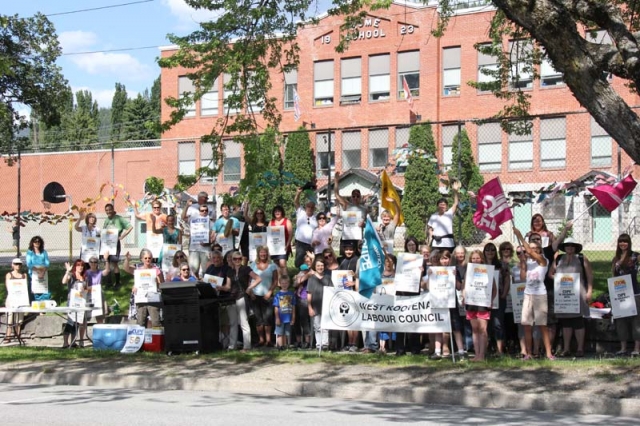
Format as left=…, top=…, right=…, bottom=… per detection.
left=200, top=209, right=208, bottom=213
left=324, top=254, right=333, bottom=259
left=153, top=206, right=161, bottom=209
left=232, top=257, right=243, bottom=261
left=89, top=261, right=98, bottom=264
left=318, top=216, right=326, bottom=220
left=181, top=268, right=189, bottom=271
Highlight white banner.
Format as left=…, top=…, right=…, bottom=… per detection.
left=320, top=287, right=450, bottom=333
left=427, top=266, right=456, bottom=308
left=510, top=281, right=526, bottom=324
left=394, top=252, right=422, bottom=293
left=331, top=270, right=354, bottom=290
left=375, top=276, right=396, bottom=295
left=554, top=272, right=581, bottom=314
left=342, top=211, right=363, bottom=240
left=608, top=275, right=638, bottom=319
left=147, top=233, right=164, bottom=259
left=88, top=284, right=103, bottom=318
left=267, top=225, right=286, bottom=256
left=134, top=269, right=159, bottom=304
left=31, top=271, right=49, bottom=294
left=121, top=325, right=145, bottom=354
left=161, top=244, right=180, bottom=273
left=464, top=263, right=494, bottom=308
left=249, top=232, right=267, bottom=262
left=6, top=278, right=29, bottom=308
left=101, top=229, right=119, bottom=256
left=190, top=217, right=210, bottom=245
left=81, top=236, right=101, bottom=263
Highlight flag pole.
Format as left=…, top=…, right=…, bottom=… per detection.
left=571, top=199, right=599, bottom=223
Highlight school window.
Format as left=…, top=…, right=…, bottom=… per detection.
left=540, top=50, right=563, bottom=87
left=591, top=117, right=612, bottom=167
left=397, top=51, right=420, bottom=99
left=509, top=40, right=534, bottom=89
left=508, top=121, right=533, bottom=170
left=178, top=141, right=196, bottom=176
left=477, top=122, right=502, bottom=171
left=369, top=128, right=389, bottom=168
left=394, top=127, right=410, bottom=174
left=178, top=76, right=196, bottom=117
left=441, top=125, right=459, bottom=170
left=540, top=117, right=566, bottom=169
left=477, top=43, right=499, bottom=91
left=340, top=57, right=361, bottom=105
left=223, top=74, right=241, bottom=115
left=442, top=47, right=461, bottom=96
left=369, top=54, right=390, bottom=101
left=284, top=70, right=297, bottom=110
left=342, top=131, right=361, bottom=170
left=201, top=77, right=219, bottom=116
left=314, top=60, right=334, bottom=106
left=316, top=133, right=335, bottom=177
left=200, top=141, right=214, bottom=182
left=246, top=71, right=264, bottom=113
left=223, top=140, right=241, bottom=182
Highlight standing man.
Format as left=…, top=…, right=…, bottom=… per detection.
left=294, top=187, right=318, bottom=268
left=103, top=203, right=133, bottom=288
left=213, top=204, right=240, bottom=254
left=334, top=171, right=368, bottom=256
left=426, top=181, right=460, bottom=253
left=183, top=191, right=213, bottom=222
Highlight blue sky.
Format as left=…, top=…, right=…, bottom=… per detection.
left=5, top=0, right=333, bottom=110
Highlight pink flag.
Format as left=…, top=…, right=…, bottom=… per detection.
left=588, top=174, right=637, bottom=212
left=473, top=177, right=513, bottom=238
left=402, top=75, right=414, bottom=108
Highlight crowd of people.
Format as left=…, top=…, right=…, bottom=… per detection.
left=4, top=177, right=640, bottom=358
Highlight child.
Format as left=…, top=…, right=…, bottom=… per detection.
left=274, top=275, right=296, bottom=350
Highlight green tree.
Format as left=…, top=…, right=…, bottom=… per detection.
left=149, top=76, right=161, bottom=139
left=0, top=13, right=68, bottom=156
left=238, top=128, right=282, bottom=213
left=122, top=91, right=157, bottom=141
left=41, top=85, right=73, bottom=151
left=98, top=107, right=112, bottom=146
left=111, top=82, right=128, bottom=142
left=279, top=128, right=316, bottom=214
left=447, top=127, right=485, bottom=245
left=401, top=122, right=441, bottom=242
left=64, top=90, right=99, bottom=150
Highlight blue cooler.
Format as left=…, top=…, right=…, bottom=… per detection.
left=92, top=324, right=128, bottom=350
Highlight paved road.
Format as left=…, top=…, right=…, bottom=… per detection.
left=0, top=384, right=636, bottom=425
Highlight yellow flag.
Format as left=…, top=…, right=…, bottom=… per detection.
left=380, top=170, right=404, bottom=225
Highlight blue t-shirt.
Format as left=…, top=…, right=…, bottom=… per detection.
left=273, top=290, right=296, bottom=323
left=213, top=216, right=240, bottom=246
left=250, top=262, right=278, bottom=296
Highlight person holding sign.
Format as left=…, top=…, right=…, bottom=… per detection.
left=484, top=242, right=509, bottom=357
left=525, top=214, right=555, bottom=248
left=548, top=238, right=593, bottom=358
left=103, top=204, right=133, bottom=289
left=75, top=211, right=101, bottom=264
left=123, top=248, right=164, bottom=328
left=514, top=227, right=554, bottom=361
left=294, top=187, right=318, bottom=267
left=247, top=246, right=279, bottom=348
left=84, top=255, right=110, bottom=324
left=611, top=233, right=640, bottom=356
left=154, top=214, right=181, bottom=267
left=26, top=236, right=50, bottom=301
left=311, top=209, right=339, bottom=255
left=213, top=204, right=241, bottom=257
left=334, top=171, right=368, bottom=256
left=269, top=205, right=293, bottom=269
left=377, top=198, right=400, bottom=254
left=427, top=180, right=460, bottom=253
left=243, top=202, right=268, bottom=263
left=187, top=203, right=214, bottom=279
left=62, top=259, right=90, bottom=348
left=134, top=200, right=167, bottom=262
left=3, top=258, right=27, bottom=344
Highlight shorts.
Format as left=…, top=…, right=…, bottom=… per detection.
left=271, top=254, right=289, bottom=262
left=275, top=322, right=292, bottom=337
left=521, top=293, right=548, bottom=326
left=466, top=310, right=491, bottom=321
left=560, top=316, right=585, bottom=330
left=450, top=308, right=463, bottom=331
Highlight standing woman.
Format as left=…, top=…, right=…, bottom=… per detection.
left=243, top=202, right=268, bottom=263
left=307, top=256, right=332, bottom=350
left=269, top=205, right=293, bottom=270
left=484, top=242, right=508, bottom=356
left=611, top=233, right=640, bottom=356
left=462, top=250, right=495, bottom=361
left=4, top=258, right=27, bottom=343
left=311, top=209, right=339, bottom=255
left=526, top=214, right=555, bottom=247
left=395, top=237, right=423, bottom=356
left=221, top=251, right=261, bottom=351
left=452, top=245, right=472, bottom=353
left=84, top=255, right=110, bottom=324
left=499, top=241, right=518, bottom=352
left=26, top=236, right=50, bottom=301
left=123, top=248, right=164, bottom=328
left=514, top=227, right=554, bottom=361
left=61, top=259, right=89, bottom=348
left=74, top=211, right=101, bottom=263
left=246, top=246, right=279, bottom=347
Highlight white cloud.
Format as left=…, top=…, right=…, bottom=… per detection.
left=162, top=0, right=222, bottom=30
left=58, top=30, right=98, bottom=53
left=68, top=52, right=154, bottom=81
left=72, top=87, right=139, bottom=109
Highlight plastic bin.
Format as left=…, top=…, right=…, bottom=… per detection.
left=93, top=324, right=128, bottom=351
left=143, top=328, right=165, bottom=352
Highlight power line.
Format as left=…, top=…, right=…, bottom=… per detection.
left=45, top=0, right=155, bottom=17
left=62, top=45, right=160, bottom=56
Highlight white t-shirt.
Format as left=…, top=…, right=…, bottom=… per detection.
left=524, top=260, right=548, bottom=295
left=428, top=207, right=454, bottom=248
left=294, top=207, right=317, bottom=244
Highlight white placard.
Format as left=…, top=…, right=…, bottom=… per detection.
left=249, top=232, right=267, bottom=262
left=134, top=269, right=158, bottom=304
left=554, top=272, right=581, bottom=314
left=190, top=217, right=210, bottom=245
left=267, top=225, right=286, bottom=256
left=68, top=283, right=87, bottom=324
left=427, top=266, right=456, bottom=308
left=101, top=229, right=119, bottom=256
left=375, top=276, right=396, bottom=295
left=121, top=325, right=145, bottom=354
left=383, top=239, right=394, bottom=254
left=510, top=281, right=526, bottom=323
left=88, top=283, right=103, bottom=318
left=147, top=232, right=164, bottom=259
left=6, top=279, right=29, bottom=308
left=331, top=270, right=354, bottom=290
left=31, top=271, right=49, bottom=294
left=321, top=288, right=450, bottom=333
left=161, top=244, right=180, bottom=273
left=81, top=236, right=101, bottom=263
left=608, top=275, right=638, bottom=319
left=342, top=211, right=363, bottom=240
left=202, top=274, right=224, bottom=288
left=394, top=252, right=422, bottom=293
left=216, top=235, right=233, bottom=254
left=464, top=263, right=495, bottom=308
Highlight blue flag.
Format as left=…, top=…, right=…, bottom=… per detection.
left=358, top=217, right=385, bottom=298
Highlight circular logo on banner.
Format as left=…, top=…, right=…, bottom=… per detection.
left=328, top=291, right=359, bottom=327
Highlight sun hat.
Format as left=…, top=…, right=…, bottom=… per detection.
left=12, top=258, right=22, bottom=264
left=559, top=237, right=583, bottom=254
